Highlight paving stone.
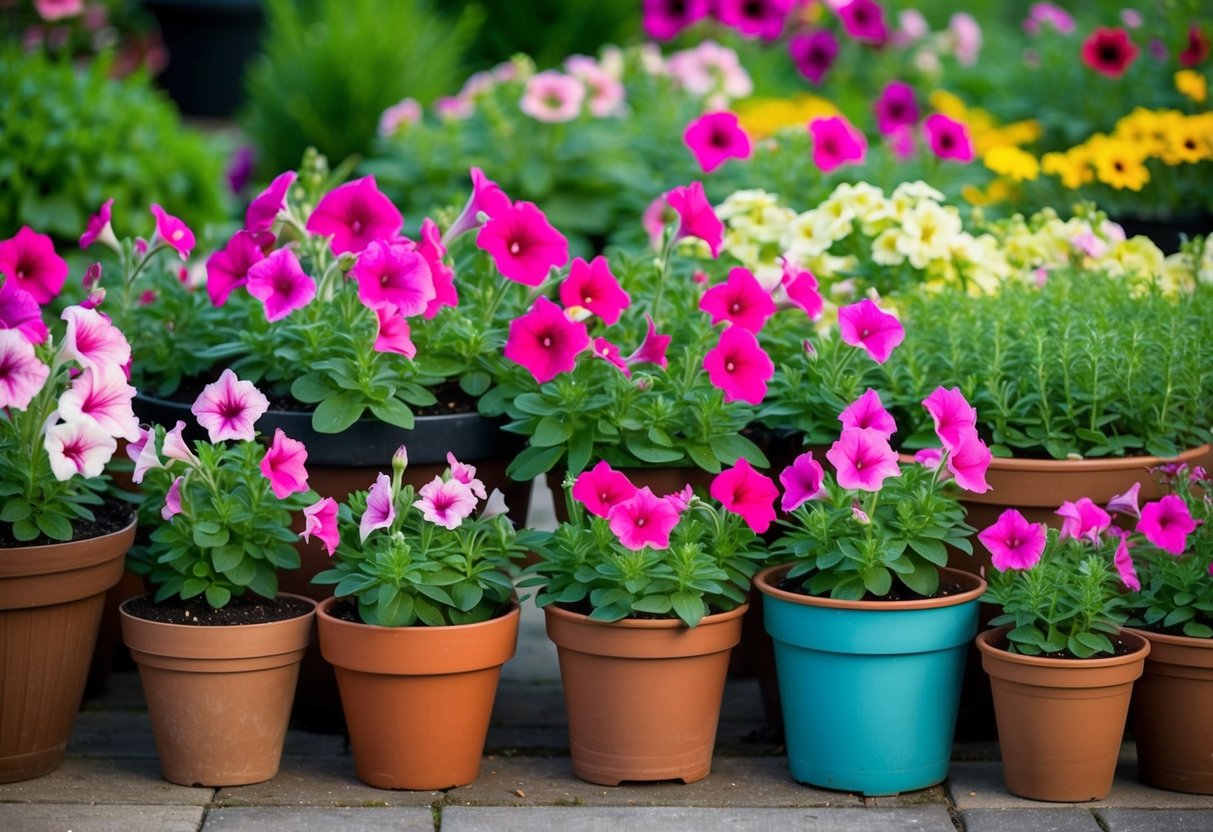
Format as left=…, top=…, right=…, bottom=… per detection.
left=0, top=757, right=212, bottom=805
left=962, top=808, right=1103, bottom=832
left=948, top=762, right=1213, bottom=809
left=68, top=710, right=158, bottom=757
left=80, top=669, right=147, bottom=710
left=0, top=803, right=203, bottom=832
left=1097, top=809, right=1213, bottom=831
left=440, top=805, right=956, bottom=831
left=202, top=806, right=434, bottom=831
left=212, top=754, right=440, bottom=807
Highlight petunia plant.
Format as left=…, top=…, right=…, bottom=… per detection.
left=522, top=458, right=776, bottom=627
left=129, top=370, right=315, bottom=608
left=311, top=447, right=540, bottom=626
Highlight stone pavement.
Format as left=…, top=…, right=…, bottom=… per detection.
left=3, top=479, right=1212, bottom=831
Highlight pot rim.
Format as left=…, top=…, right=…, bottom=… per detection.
left=0, top=513, right=137, bottom=558
left=1123, top=625, right=1213, bottom=649
left=976, top=624, right=1151, bottom=668
left=119, top=592, right=317, bottom=630
left=754, top=563, right=986, bottom=611
left=315, top=594, right=520, bottom=632
left=972, top=443, right=1208, bottom=474
left=542, top=600, right=749, bottom=630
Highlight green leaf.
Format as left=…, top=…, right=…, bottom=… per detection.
left=181, top=578, right=208, bottom=599
left=0, top=500, right=31, bottom=523
left=512, top=393, right=551, bottom=416
left=532, top=416, right=572, bottom=447
left=291, top=373, right=332, bottom=404
left=205, top=585, right=231, bottom=608
left=631, top=595, right=672, bottom=614
left=506, top=444, right=565, bottom=481
left=369, top=398, right=415, bottom=430
left=566, top=425, right=594, bottom=475
left=685, top=443, right=720, bottom=473
left=1008, top=625, right=1046, bottom=647
left=193, top=526, right=230, bottom=548
left=898, top=560, right=940, bottom=596
left=211, top=544, right=243, bottom=573
left=34, top=511, right=72, bottom=541
left=1074, top=631, right=1114, bottom=656
left=708, top=434, right=770, bottom=466
left=459, top=371, right=491, bottom=397
left=247, top=568, right=278, bottom=599
left=861, top=566, right=892, bottom=597
left=908, top=538, right=948, bottom=567
left=671, top=591, right=705, bottom=628
left=223, top=556, right=257, bottom=587
left=313, top=394, right=366, bottom=434
left=624, top=434, right=684, bottom=464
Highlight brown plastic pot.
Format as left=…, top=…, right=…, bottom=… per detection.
left=1126, top=627, right=1213, bottom=794
left=316, top=597, right=519, bottom=790
left=119, top=594, right=315, bottom=787
left=544, top=603, right=747, bottom=786
left=976, top=626, right=1150, bottom=802
left=0, top=517, right=135, bottom=783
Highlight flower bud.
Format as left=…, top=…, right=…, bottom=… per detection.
left=81, top=287, right=106, bottom=310
left=851, top=502, right=871, bottom=525
left=337, top=251, right=358, bottom=273
left=563, top=304, right=592, bottom=322
left=82, top=262, right=102, bottom=290
left=392, top=445, right=409, bottom=475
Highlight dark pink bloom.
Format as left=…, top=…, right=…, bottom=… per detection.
left=301, top=497, right=340, bottom=556
left=699, top=267, right=776, bottom=333
left=788, top=30, right=839, bottom=84
left=780, top=261, right=823, bottom=320
left=79, top=198, right=116, bottom=250
left=684, top=111, right=752, bottom=174
left=373, top=304, right=417, bottom=358
left=260, top=428, right=309, bottom=499
left=245, top=170, right=296, bottom=233
left=246, top=248, right=316, bottom=321
left=191, top=369, right=270, bottom=443
left=626, top=314, right=671, bottom=370
left=711, top=459, right=779, bottom=533
left=665, top=485, right=695, bottom=513
left=923, top=114, right=974, bottom=162
left=150, top=204, right=195, bottom=261
left=205, top=230, right=269, bottom=307
left=838, top=0, right=888, bottom=45
left=1137, top=495, right=1197, bottom=555
left=837, top=298, right=904, bottom=364
left=414, top=476, right=478, bottom=530
left=360, top=473, right=396, bottom=542
left=827, top=427, right=901, bottom=492
left=0, top=226, right=68, bottom=304
left=573, top=460, right=638, bottom=518
left=0, top=329, right=49, bottom=410
left=607, top=486, right=681, bottom=550
left=446, top=167, right=512, bottom=240
left=839, top=389, right=897, bottom=439
left=1106, top=482, right=1141, bottom=519
left=161, top=476, right=184, bottom=522
left=1081, top=27, right=1139, bottom=77
left=417, top=218, right=459, bottom=318
left=979, top=509, right=1047, bottom=571
left=703, top=326, right=774, bottom=404
left=922, top=386, right=977, bottom=451
left=504, top=296, right=590, bottom=383
left=643, top=0, right=710, bottom=40
left=0, top=279, right=48, bottom=344
left=779, top=451, right=826, bottom=512
left=477, top=201, right=569, bottom=286
left=351, top=240, right=435, bottom=315
left=808, top=115, right=868, bottom=172
left=592, top=337, right=630, bottom=376
left=874, top=81, right=919, bottom=136
left=559, top=257, right=630, bottom=325
left=59, top=306, right=130, bottom=372
left=665, top=182, right=723, bottom=258
left=945, top=428, right=992, bottom=494
left=1056, top=498, right=1112, bottom=544
left=914, top=448, right=943, bottom=469
left=1108, top=527, right=1141, bottom=591
left=306, top=176, right=403, bottom=255
left=1180, top=25, right=1210, bottom=67
left=715, top=0, right=792, bottom=41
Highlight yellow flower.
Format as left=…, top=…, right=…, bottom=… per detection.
left=983, top=146, right=1040, bottom=181
left=1159, top=114, right=1209, bottom=165
left=735, top=95, right=838, bottom=139
left=1175, top=69, right=1208, bottom=104
left=1112, top=109, right=1167, bottom=158
left=961, top=179, right=1014, bottom=207
left=1090, top=139, right=1151, bottom=191
left=1041, top=150, right=1091, bottom=190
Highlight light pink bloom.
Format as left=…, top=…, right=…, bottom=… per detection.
left=480, top=489, right=509, bottom=520
left=898, top=9, right=929, bottom=41
left=34, top=0, right=83, bottom=21
left=571, top=63, right=626, bottom=118
left=665, top=182, right=723, bottom=258
left=914, top=448, right=943, bottom=469
left=162, top=420, right=199, bottom=466
left=808, top=115, right=868, bottom=172
left=699, top=267, right=776, bottom=333
left=923, top=114, right=974, bottom=163
left=351, top=240, right=435, bottom=315
left=191, top=369, right=270, bottom=443
left=711, top=459, right=779, bottom=533
left=446, top=167, right=511, bottom=240
left=1137, top=495, right=1197, bottom=555
left=0, top=279, right=48, bottom=344
left=922, top=386, right=977, bottom=451
left=0, top=226, right=68, bottom=304
left=306, top=176, right=403, bottom=255
left=1024, top=3, right=1074, bottom=35
left=852, top=502, right=871, bottom=524
left=979, top=509, right=1047, bottom=571
left=827, top=427, right=901, bottom=492
left=520, top=71, right=585, bottom=122
left=79, top=198, right=117, bottom=251
left=434, top=95, right=474, bottom=120
left=205, top=230, right=269, bottom=307
left=1056, top=498, right=1112, bottom=544
left=414, top=476, right=478, bottom=530
left=779, top=451, right=826, bottom=512
left=683, top=111, right=752, bottom=174
left=59, top=306, right=131, bottom=373
left=301, top=497, right=340, bottom=556
left=1071, top=231, right=1108, bottom=259
left=150, top=204, right=195, bottom=261
left=359, top=473, right=396, bottom=542
left=592, top=337, right=630, bottom=376
left=1106, top=482, right=1141, bottom=519
left=874, top=81, right=919, bottom=136
left=949, top=13, right=982, bottom=65
left=607, top=486, right=681, bottom=550
left=373, top=304, right=417, bottom=358
left=260, top=428, right=309, bottom=499
left=246, top=248, right=316, bottom=321
left=642, top=194, right=673, bottom=250
left=946, top=429, right=992, bottom=494
left=838, top=0, right=888, bottom=44
left=417, top=219, right=458, bottom=318
left=573, top=460, right=638, bottom=518
left=703, top=326, right=774, bottom=405
left=57, top=366, right=139, bottom=442
left=377, top=98, right=422, bottom=137
left=504, top=296, right=590, bottom=384
left=0, top=329, right=50, bottom=410
left=125, top=425, right=162, bottom=485
left=837, top=299, right=904, bottom=364
left=477, top=201, right=569, bottom=287
left=44, top=417, right=116, bottom=480
left=161, top=476, right=184, bottom=521
left=245, top=170, right=296, bottom=233
left=559, top=257, right=630, bottom=325
left=446, top=452, right=487, bottom=500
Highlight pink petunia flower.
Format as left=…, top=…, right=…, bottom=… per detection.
left=559, top=257, right=630, bottom=325
left=607, top=486, right=681, bottom=550
left=788, top=30, right=839, bottom=84
left=665, top=484, right=695, bottom=513
left=43, top=417, right=116, bottom=481
left=808, top=115, right=868, bottom=172
left=351, top=240, right=435, bottom=315
left=205, top=230, right=269, bottom=307
left=1024, top=3, right=1074, bottom=36
left=360, top=472, right=396, bottom=542
left=59, top=306, right=131, bottom=373
left=592, top=337, right=631, bottom=376
left=446, top=167, right=512, bottom=241
left=914, top=448, right=943, bottom=469
left=699, top=267, right=776, bottom=333
left=417, top=218, right=459, bottom=318
left=191, top=369, right=270, bottom=443
left=477, top=201, right=569, bottom=286
left=874, top=81, right=919, bottom=136
left=150, top=204, right=195, bottom=261
left=684, top=111, right=753, bottom=174
left=643, top=0, right=710, bottom=40
left=0, top=226, right=69, bottom=304
left=56, top=365, right=139, bottom=442
left=979, top=509, right=1047, bottom=571
left=0, top=329, right=50, bottom=410
left=945, top=428, right=992, bottom=494
left=414, top=476, right=478, bottom=530
left=79, top=198, right=118, bottom=251
left=711, top=458, right=779, bottom=533
left=246, top=248, right=316, bottom=321
left=34, top=0, right=83, bottom=21
left=373, top=304, right=417, bottom=358
left=949, top=12, right=982, bottom=66
left=504, top=296, right=590, bottom=384
left=306, top=176, right=403, bottom=255
left=573, top=460, right=638, bottom=518
left=780, top=451, right=826, bottom=512
left=0, top=279, right=49, bottom=344
left=1179, top=24, right=1210, bottom=68
left=922, top=386, right=977, bottom=451
left=1056, top=497, right=1112, bottom=544
left=665, top=182, right=723, bottom=258
left=779, top=261, right=823, bottom=320
left=838, top=0, right=888, bottom=44
left=125, top=425, right=162, bottom=485
left=378, top=98, right=422, bottom=137
left=626, top=314, right=672, bottom=370
left=162, top=420, right=199, bottom=466
left=837, top=298, right=904, bottom=364
left=703, top=326, right=775, bottom=404
left=923, top=114, right=974, bottom=162
left=161, top=476, right=184, bottom=522
left=1081, top=27, right=1139, bottom=78
left=716, top=0, right=792, bottom=41
left=446, top=452, right=487, bottom=500
left=1106, top=482, right=1141, bottom=519
left=301, top=497, right=340, bottom=556
left=839, top=389, right=897, bottom=439
left=480, top=489, right=510, bottom=520
left=827, top=427, right=901, bottom=492
left=1108, top=527, right=1141, bottom=591
left=520, top=71, right=586, bottom=123
left=1137, top=495, right=1197, bottom=555
left=260, top=428, right=310, bottom=499
left=245, top=170, right=296, bottom=233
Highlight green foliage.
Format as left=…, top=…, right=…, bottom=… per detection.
left=449, top=0, right=640, bottom=70
left=0, top=47, right=227, bottom=242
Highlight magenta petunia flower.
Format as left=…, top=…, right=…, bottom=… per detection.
left=373, top=304, right=417, bottom=358
left=504, top=296, right=590, bottom=383
left=306, top=176, right=403, bottom=255
left=162, top=420, right=199, bottom=466
left=0, top=226, right=69, bottom=304
left=1108, top=528, right=1140, bottom=591
left=1180, top=24, right=1210, bottom=68
left=125, top=425, right=162, bottom=485
left=417, top=218, right=459, bottom=318
left=827, top=427, right=901, bottom=492
left=57, top=365, right=139, bottom=442
left=1081, top=27, right=1139, bottom=78
left=415, top=475, right=479, bottom=530
left=626, top=314, right=671, bottom=370
left=715, top=0, right=793, bottom=41
left=979, top=509, right=1047, bottom=572
left=592, top=337, right=631, bottom=376
left=808, top=115, right=868, bottom=172
left=1105, top=482, right=1141, bottom=519
left=351, top=240, right=435, bottom=315
left=665, top=181, right=724, bottom=258
left=914, top=448, right=943, bottom=469
left=643, top=0, right=710, bottom=40
left=683, top=111, right=752, bottom=174
left=839, top=389, right=897, bottom=439
left=779, top=451, right=826, bottom=512
left=161, top=476, right=184, bottom=522
left=788, top=30, right=839, bottom=84
left=874, top=80, right=919, bottom=136
left=59, top=306, right=131, bottom=373
left=837, top=298, right=904, bottom=364
left=35, top=0, right=84, bottom=22
left=923, top=114, right=974, bottom=162
left=43, top=417, right=116, bottom=481
left=520, top=71, right=586, bottom=123
left=245, top=170, right=296, bottom=233
left=1137, top=495, right=1197, bottom=555
left=1056, top=497, right=1112, bottom=544
left=607, top=486, right=681, bottom=550
left=838, top=0, right=888, bottom=44
left=246, top=248, right=316, bottom=321
left=150, top=204, right=195, bottom=261
left=573, top=460, right=638, bottom=518
left=945, top=428, right=992, bottom=494
left=711, top=458, right=779, bottom=533
left=0, top=329, right=49, bottom=410
left=301, top=497, right=340, bottom=556
left=0, top=279, right=48, bottom=344
left=446, top=167, right=512, bottom=241
left=477, top=201, right=569, bottom=287
left=79, top=198, right=117, bottom=251
left=780, top=262, right=823, bottom=320
left=922, top=386, right=977, bottom=451
left=699, top=267, right=776, bottom=333
left=260, top=428, right=309, bottom=499
left=559, top=256, right=630, bottom=325
left=703, top=326, right=774, bottom=405
left=360, top=473, right=396, bottom=542
left=205, top=230, right=269, bottom=307
left=191, top=369, right=270, bottom=443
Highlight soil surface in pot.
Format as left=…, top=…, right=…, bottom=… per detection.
left=0, top=497, right=134, bottom=548
left=775, top=574, right=967, bottom=603
left=123, top=594, right=313, bottom=626
left=551, top=600, right=730, bottom=620
left=154, top=376, right=476, bottom=416
left=1130, top=619, right=1213, bottom=638
left=992, top=633, right=1142, bottom=661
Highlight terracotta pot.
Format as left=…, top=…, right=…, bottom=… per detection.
left=544, top=602, right=746, bottom=786
left=976, top=626, right=1150, bottom=802
left=0, top=517, right=135, bottom=783
left=1126, top=627, right=1213, bottom=794
left=316, top=597, right=519, bottom=790
left=119, top=594, right=315, bottom=787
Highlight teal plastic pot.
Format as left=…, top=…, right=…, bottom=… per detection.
left=756, top=564, right=985, bottom=795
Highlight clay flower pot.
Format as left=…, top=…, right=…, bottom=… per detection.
left=1126, top=627, right=1213, bottom=794
left=976, top=626, right=1150, bottom=802
left=543, top=602, right=747, bottom=786
left=119, top=594, right=315, bottom=787
left=316, top=597, right=519, bottom=790
left=0, top=516, right=135, bottom=783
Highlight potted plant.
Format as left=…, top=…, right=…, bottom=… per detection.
left=119, top=369, right=317, bottom=787
left=522, top=457, right=775, bottom=785
left=312, top=447, right=537, bottom=790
